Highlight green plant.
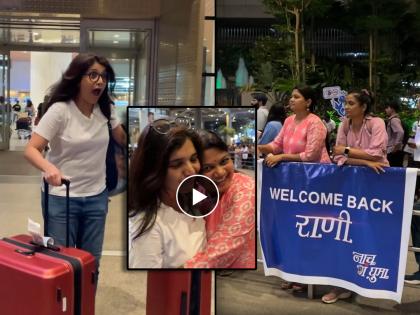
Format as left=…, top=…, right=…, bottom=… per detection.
left=218, top=126, right=235, bottom=138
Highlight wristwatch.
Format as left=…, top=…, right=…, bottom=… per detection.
left=344, top=146, right=350, bottom=158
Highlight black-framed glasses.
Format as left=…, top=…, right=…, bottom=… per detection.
left=151, top=117, right=191, bottom=134
left=85, top=71, right=108, bottom=83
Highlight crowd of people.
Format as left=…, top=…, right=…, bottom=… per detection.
left=256, top=86, right=420, bottom=303
left=0, top=97, right=38, bottom=140
left=15, top=51, right=418, bottom=303
left=227, top=143, right=254, bottom=169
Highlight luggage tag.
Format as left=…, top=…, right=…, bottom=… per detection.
left=28, top=218, right=60, bottom=251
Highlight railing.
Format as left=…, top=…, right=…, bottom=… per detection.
left=217, top=22, right=280, bottom=47
left=217, top=22, right=370, bottom=58
left=305, top=28, right=367, bottom=58
left=229, top=151, right=255, bottom=171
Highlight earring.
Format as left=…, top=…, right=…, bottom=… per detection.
left=306, top=107, right=310, bottom=111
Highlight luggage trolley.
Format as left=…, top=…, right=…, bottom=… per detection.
left=16, top=113, right=32, bottom=140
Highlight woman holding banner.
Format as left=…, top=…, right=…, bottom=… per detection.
left=258, top=85, right=330, bottom=167
left=332, top=89, right=389, bottom=173
left=258, top=85, right=330, bottom=292
left=323, top=89, right=389, bottom=303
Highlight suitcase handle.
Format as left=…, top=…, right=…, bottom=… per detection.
left=43, top=178, right=71, bottom=248
left=15, top=248, right=35, bottom=256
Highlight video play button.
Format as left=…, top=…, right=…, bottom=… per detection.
left=193, top=188, right=207, bottom=206
left=176, top=175, right=219, bottom=218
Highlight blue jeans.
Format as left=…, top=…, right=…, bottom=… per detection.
left=41, top=189, right=109, bottom=275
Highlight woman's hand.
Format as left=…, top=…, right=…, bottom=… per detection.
left=332, top=145, right=345, bottom=156
left=365, top=161, right=388, bottom=174
left=265, top=153, right=283, bottom=167
left=257, top=144, right=272, bottom=155
left=43, top=164, right=64, bottom=186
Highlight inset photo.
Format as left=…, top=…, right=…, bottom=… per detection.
left=127, top=107, right=256, bottom=269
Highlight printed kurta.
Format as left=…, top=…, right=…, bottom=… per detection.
left=184, top=172, right=255, bottom=268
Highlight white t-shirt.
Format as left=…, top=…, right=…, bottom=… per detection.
left=241, top=146, right=249, bottom=159
left=323, top=119, right=336, bottom=133
left=129, top=203, right=206, bottom=268
left=257, top=107, right=269, bottom=131
left=411, top=121, right=420, bottom=161
left=35, top=100, right=119, bottom=197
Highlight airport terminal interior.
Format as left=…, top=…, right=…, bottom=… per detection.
left=0, top=1, right=216, bottom=314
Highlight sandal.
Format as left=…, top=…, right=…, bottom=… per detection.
left=280, top=282, right=307, bottom=292
left=322, top=288, right=352, bottom=304
left=291, top=283, right=307, bottom=292
left=280, top=281, right=293, bottom=290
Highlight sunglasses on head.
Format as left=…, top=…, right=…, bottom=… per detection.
left=151, top=117, right=191, bottom=134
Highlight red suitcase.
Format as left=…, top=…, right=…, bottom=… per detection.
left=0, top=180, right=96, bottom=315
left=146, top=270, right=212, bottom=315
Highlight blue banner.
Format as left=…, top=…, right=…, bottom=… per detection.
left=258, top=162, right=417, bottom=302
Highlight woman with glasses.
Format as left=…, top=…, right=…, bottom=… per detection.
left=128, top=119, right=207, bottom=268
left=184, top=130, right=255, bottom=268
left=24, top=53, right=126, bottom=281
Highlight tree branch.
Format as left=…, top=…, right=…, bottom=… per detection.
left=304, top=0, right=312, bottom=10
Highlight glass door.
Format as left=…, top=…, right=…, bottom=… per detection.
left=81, top=20, right=156, bottom=107
left=0, top=51, right=10, bottom=150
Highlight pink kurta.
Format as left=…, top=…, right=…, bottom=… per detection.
left=184, top=172, right=255, bottom=268
left=269, top=113, right=331, bottom=163
left=334, top=116, right=389, bottom=166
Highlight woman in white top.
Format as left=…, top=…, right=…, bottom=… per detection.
left=24, top=53, right=126, bottom=282
left=128, top=122, right=206, bottom=268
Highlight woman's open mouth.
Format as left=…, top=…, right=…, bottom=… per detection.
left=92, top=88, right=102, bottom=96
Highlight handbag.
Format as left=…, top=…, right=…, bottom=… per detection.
left=106, top=121, right=127, bottom=196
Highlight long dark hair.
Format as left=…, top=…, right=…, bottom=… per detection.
left=45, top=53, right=116, bottom=119
left=266, top=102, right=287, bottom=125
left=129, top=126, right=203, bottom=240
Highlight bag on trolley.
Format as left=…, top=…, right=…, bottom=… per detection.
left=0, top=179, right=96, bottom=315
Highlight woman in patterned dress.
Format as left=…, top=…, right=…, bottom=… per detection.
left=258, top=85, right=331, bottom=166
left=184, top=130, right=255, bottom=268
left=257, top=85, right=331, bottom=291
